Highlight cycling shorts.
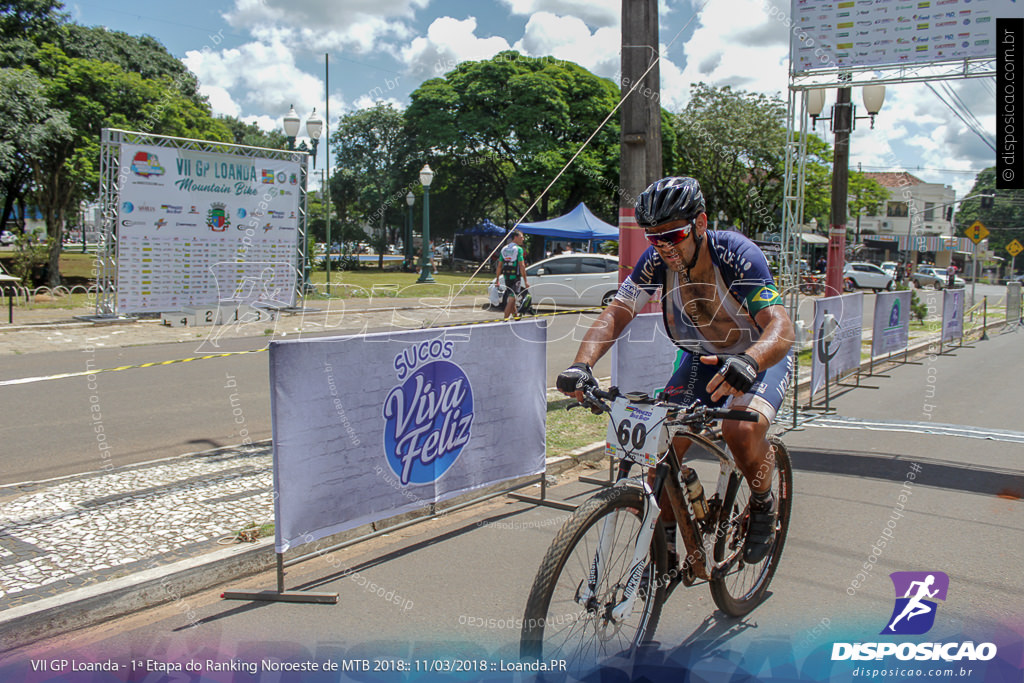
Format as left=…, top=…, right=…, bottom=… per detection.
left=500, top=278, right=524, bottom=307
left=661, top=350, right=794, bottom=422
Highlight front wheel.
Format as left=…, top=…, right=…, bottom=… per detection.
left=709, top=437, right=793, bottom=617
left=521, top=483, right=667, bottom=673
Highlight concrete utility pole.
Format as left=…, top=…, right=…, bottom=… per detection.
left=826, top=84, right=851, bottom=296
left=619, top=0, right=662, bottom=286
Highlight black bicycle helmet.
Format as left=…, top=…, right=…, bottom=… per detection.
left=634, top=177, right=705, bottom=228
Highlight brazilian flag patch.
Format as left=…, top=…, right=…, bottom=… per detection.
left=748, top=285, right=781, bottom=312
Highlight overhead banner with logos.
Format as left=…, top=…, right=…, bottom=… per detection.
left=811, top=292, right=864, bottom=396
left=791, top=0, right=1010, bottom=74
left=269, top=321, right=548, bottom=553
left=116, top=143, right=302, bottom=313
left=871, top=290, right=912, bottom=357
left=941, top=287, right=965, bottom=343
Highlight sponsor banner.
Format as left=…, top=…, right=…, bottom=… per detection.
left=941, top=287, right=964, bottom=343
left=811, top=292, right=864, bottom=396
left=1008, top=282, right=1022, bottom=323
left=116, top=144, right=301, bottom=312
left=871, top=290, right=911, bottom=357
left=791, top=0, right=1011, bottom=74
left=611, top=312, right=680, bottom=397
left=269, top=321, right=548, bottom=553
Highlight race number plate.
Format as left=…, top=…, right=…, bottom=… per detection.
left=604, top=397, right=670, bottom=467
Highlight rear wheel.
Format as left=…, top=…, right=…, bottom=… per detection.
left=601, top=291, right=616, bottom=306
left=521, top=483, right=667, bottom=673
left=843, top=278, right=856, bottom=292
left=709, top=437, right=792, bottom=617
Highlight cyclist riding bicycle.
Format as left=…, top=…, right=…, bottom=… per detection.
left=497, top=229, right=529, bottom=321
left=556, top=176, right=795, bottom=565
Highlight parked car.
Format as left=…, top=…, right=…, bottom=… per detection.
left=912, top=266, right=964, bottom=289
left=0, top=230, right=15, bottom=246
left=880, top=261, right=898, bottom=277
left=522, top=253, right=620, bottom=307
left=843, top=262, right=894, bottom=292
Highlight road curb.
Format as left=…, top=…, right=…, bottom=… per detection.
left=0, top=446, right=609, bottom=653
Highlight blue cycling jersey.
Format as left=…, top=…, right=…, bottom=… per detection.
left=613, top=230, right=782, bottom=355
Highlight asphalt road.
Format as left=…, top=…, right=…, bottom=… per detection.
left=2, top=327, right=1021, bottom=681
left=0, top=313, right=610, bottom=484
left=0, top=284, right=1007, bottom=485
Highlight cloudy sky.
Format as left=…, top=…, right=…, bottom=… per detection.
left=71, top=0, right=997, bottom=198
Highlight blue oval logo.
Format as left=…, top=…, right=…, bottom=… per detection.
left=382, top=360, right=474, bottom=485
left=122, top=202, right=134, bottom=213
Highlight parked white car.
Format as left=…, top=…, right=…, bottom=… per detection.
left=843, top=262, right=895, bottom=292
left=523, top=254, right=620, bottom=307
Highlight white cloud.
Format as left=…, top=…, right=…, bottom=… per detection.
left=500, top=0, right=618, bottom=28
left=514, top=12, right=619, bottom=78
left=675, top=0, right=789, bottom=100
left=225, top=0, right=425, bottom=54
left=183, top=40, right=324, bottom=124
left=201, top=85, right=241, bottom=118
left=399, top=16, right=512, bottom=80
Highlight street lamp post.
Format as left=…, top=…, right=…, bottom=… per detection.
left=807, top=81, right=885, bottom=296
left=417, top=164, right=435, bottom=283
left=405, top=191, right=415, bottom=272
left=283, top=105, right=323, bottom=293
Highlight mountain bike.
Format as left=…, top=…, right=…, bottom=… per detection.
left=520, top=385, right=792, bottom=669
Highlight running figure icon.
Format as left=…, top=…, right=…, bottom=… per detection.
left=888, top=575, right=939, bottom=631
left=882, top=571, right=949, bottom=635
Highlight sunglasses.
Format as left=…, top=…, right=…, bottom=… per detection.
left=644, top=223, right=692, bottom=247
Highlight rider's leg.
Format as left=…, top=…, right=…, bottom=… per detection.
left=722, top=412, right=777, bottom=563
left=721, top=412, right=773, bottom=494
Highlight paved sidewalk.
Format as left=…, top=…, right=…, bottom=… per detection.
left=0, top=293, right=501, bottom=356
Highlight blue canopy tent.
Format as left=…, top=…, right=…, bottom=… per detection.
left=517, top=203, right=618, bottom=253
left=453, top=219, right=507, bottom=264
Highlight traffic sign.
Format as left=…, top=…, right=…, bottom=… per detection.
left=1008, top=240, right=1023, bottom=257
left=965, top=221, right=989, bottom=245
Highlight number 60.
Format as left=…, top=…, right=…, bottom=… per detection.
left=616, top=419, right=647, bottom=449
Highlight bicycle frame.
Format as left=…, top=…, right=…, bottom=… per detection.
left=581, top=407, right=747, bottom=622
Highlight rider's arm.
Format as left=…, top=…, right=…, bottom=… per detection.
left=572, top=300, right=636, bottom=368
left=518, top=255, right=528, bottom=287
left=744, top=304, right=795, bottom=371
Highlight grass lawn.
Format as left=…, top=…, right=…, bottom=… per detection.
left=307, top=268, right=492, bottom=299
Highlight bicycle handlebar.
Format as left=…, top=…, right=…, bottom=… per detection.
left=573, top=385, right=760, bottom=425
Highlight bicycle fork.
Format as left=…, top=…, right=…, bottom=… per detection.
left=579, top=476, right=661, bottom=623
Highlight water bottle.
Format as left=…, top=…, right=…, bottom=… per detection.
left=683, top=468, right=708, bottom=520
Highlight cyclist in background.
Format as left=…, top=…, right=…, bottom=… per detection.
left=556, top=177, right=795, bottom=565
left=497, top=229, right=529, bottom=321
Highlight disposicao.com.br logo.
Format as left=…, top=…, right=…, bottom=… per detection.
left=831, top=571, right=998, bottom=662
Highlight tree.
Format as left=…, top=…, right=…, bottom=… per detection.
left=220, top=116, right=288, bottom=149
left=847, top=171, right=889, bottom=238
left=0, top=0, right=66, bottom=68
left=330, top=103, right=411, bottom=268
left=0, top=67, right=66, bottom=235
left=404, top=51, right=621, bottom=232
left=27, top=33, right=231, bottom=285
left=956, top=168, right=1024, bottom=267
left=670, top=83, right=791, bottom=235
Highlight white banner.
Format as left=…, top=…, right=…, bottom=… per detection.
left=1007, top=282, right=1022, bottom=324
left=269, top=321, right=548, bottom=552
left=811, top=293, right=864, bottom=396
left=871, top=290, right=912, bottom=357
left=941, top=287, right=965, bottom=343
left=116, top=143, right=301, bottom=312
left=791, top=0, right=1010, bottom=74
left=611, top=312, right=680, bottom=397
